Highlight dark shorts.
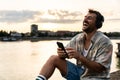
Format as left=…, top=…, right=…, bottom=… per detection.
left=62, top=61, right=84, bottom=80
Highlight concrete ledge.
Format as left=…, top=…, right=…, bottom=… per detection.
left=110, top=70, right=120, bottom=80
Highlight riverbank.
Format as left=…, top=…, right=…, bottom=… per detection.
left=0, top=37, right=72, bottom=41
left=1, top=36, right=120, bottom=42
left=110, top=70, right=120, bottom=80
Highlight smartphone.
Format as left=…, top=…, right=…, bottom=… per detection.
left=57, top=42, right=68, bottom=58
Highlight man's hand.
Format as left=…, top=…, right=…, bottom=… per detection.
left=57, top=48, right=68, bottom=59
left=66, top=47, right=80, bottom=59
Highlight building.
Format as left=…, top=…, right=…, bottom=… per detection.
left=31, top=24, right=38, bottom=37
left=56, top=31, right=71, bottom=36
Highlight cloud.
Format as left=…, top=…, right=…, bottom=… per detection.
left=35, top=10, right=82, bottom=23
left=47, top=10, right=82, bottom=19
left=0, top=10, right=119, bottom=24
left=37, top=18, right=81, bottom=23
left=0, top=10, right=42, bottom=23
left=0, top=10, right=82, bottom=24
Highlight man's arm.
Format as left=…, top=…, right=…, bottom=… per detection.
left=66, top=46, right=112, bottom=72
left=76, top=54, right=106, bottom=72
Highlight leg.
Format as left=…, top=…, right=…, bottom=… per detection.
left=39, top=55, right=67, bottom=79
left=63, top=61, right=84, bottom=80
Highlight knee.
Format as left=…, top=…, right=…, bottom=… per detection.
left=48, top=55, right=62, bottom=64
left=49, top=55, right=59, bottom=61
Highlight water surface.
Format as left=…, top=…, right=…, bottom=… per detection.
left=0, top=39, right=119, bottom=80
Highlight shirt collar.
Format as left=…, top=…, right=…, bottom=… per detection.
left=91, top=31, right=102, bottom=43
left=82, top=31, right=102, bottom=44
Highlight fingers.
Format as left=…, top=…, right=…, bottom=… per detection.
left=66, top=47, right=76, bottom=59
left=57, top=47, right=76, bottom=59
left=57, top=48, right=66, bottom=58
left=57, top=48, right=64, bottom=53
left=68, top=53, right=73, bottom=59
left=65, top=47, right=73, bottom=50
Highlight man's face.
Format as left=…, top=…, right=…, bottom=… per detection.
left=82, top=12, right=97, bottom=33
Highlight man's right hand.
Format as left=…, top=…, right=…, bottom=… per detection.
left=57, top=48, right=68, bottom=59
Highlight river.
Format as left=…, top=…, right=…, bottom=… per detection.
left=0, top=39, right=120, bottom=80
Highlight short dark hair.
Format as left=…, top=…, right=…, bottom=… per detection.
left=88, top=9, right=104, bottom=29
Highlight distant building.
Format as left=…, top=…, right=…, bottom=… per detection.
left=31, top=24, right=38, bottom=37
left=56, top=31, right=71, bottom=36
left=38, top=30, right=56, bottom=37
left=10, top=32, right=22, bottom=37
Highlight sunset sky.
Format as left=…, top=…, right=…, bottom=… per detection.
left=0, top=0, right=120, bottom=33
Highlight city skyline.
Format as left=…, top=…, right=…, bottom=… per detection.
left=0, top=0, right=120, bottom=33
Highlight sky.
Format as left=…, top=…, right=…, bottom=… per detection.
left=0, top=0, right=120, bottom=33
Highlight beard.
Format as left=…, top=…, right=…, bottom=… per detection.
left=82, top=25, right=96, bottom=33
left=82, top=21, right=96, bottom=33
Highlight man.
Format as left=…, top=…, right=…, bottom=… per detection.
left=36, top=9, right=113, bottom=80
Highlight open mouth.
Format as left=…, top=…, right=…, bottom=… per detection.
left=83, top=22, right=89, bottom=26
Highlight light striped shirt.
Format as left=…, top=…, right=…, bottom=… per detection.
left=66, top=31, right=113, bottom=80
